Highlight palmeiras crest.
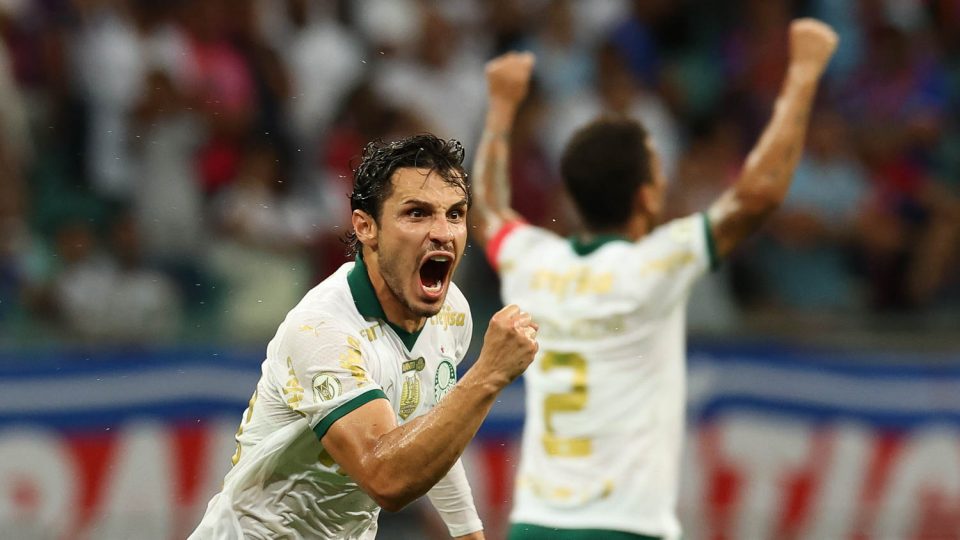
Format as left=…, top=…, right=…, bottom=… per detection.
left=434, top=359, right=456, bottom=403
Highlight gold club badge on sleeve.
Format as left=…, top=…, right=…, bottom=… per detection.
left=398, top=357, right=426, bottom=420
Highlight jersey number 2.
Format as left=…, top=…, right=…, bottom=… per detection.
left=541, top=352, right=591, bottom=457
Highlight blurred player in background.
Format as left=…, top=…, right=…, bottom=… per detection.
left=192, top=134, right=539, bottom=539
left=470, top=19, right=838, bottom=540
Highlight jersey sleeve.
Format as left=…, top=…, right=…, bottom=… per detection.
left=626, top=213, right=719, bottom=313
left=484, top=219, right=531, bottom=273
left=486, top=220, right=560, bottom=276
left=275, top=312, right=387, bottom=441
left=426, top=458, right=483, bottom=537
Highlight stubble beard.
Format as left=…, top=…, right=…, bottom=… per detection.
left=378, top=245, right=443, bottom=319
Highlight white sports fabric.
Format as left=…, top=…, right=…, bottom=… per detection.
left=490, top=214, right=716, bottom=540
left=191, top=256, right=479, bottom=539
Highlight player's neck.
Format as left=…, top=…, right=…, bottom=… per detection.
left=363, top=251, right=426, bottom=333
left=580, top=214, right=652, bottom=243
left=628, top=214, right=654, bottom=240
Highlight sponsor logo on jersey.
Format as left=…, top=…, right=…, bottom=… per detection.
left=639, top=251, right=695, bottom=275
left=530, top=267, right=614, bottom=298
left=430, top=304, right=466, bottom=330
left=312, top=372, right=342, bottom=402
left=434, top=359, right=456, bottom=403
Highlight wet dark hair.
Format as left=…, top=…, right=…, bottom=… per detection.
left=560, top=116, right=653, bottom=231
left=346, top=134, right=470, bottom=256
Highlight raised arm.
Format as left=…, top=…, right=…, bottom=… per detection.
left=707, top=18, right=839, bottom=258
left=470, top=52, right=535, bottom=248
left=321, top=305, right=538, bottom=514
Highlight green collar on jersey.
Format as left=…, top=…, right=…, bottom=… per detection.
left=701, top=212, right=720, bottom=271
left=347, top=253, right=423, bottom=351
left=569, top=213, right=720, bottom=270
left=569, top=234, right=630, bottom=256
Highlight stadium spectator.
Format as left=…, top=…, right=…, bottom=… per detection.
left=548, top=41, right=682, bottom=179
left=519, top=0, right=594, bottom=103
left=73, top=0, right=191, bottom=200
left=179, top=0, right=256, bottom=195
left=130, top=68, right=206, bottom=266
left=0, top=35, right=27, bottom=329
left=207, top=140, right=313, bottom=341
left=0, top=0, right=956, bottom=349
left=49, top=212, right=181, bottom=344
left=371, top=4, right=486, bottom=149
left=756, top=109, right=870, bottom=311
left=272, top=0, right=364, bottom=159
left=668, top=115, right=743, bottom=332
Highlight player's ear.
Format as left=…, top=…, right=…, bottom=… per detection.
left=637, top=136, right=666, bottom=219
left=352, top=210, right=379, bottom=249
left=636, top=178, right=664, bottom=219
left=636, top=183, right=654, bottom=216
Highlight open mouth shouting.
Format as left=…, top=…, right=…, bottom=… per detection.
left=418, top=251, right=454, bottom=300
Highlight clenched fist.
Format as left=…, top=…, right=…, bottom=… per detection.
left=475, top=304, right=539, bottom=389
left=789, top=18, right=839, bottom=80
left=485, top=52, right=536, bottom=108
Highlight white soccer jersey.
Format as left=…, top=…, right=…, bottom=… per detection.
left=488, top=214, right=717, bottom=540
left=192, top=255, right=479, bottom=539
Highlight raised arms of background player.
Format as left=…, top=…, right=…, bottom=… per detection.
left=470, top=52, right=534, bottom=247
left=706, top=18, right=838, bottom=258
left=470, top=20, right=839, bottom=259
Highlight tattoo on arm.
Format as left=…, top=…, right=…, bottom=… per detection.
left=492, top=140, right=510, bottom=209
left=471, top=129, right=514, bottom=245
left=707, top=75, right=822, bottom=259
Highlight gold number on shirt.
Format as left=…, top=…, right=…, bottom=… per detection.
left=541, top=352, right=591, bottom=457
left=231, top=389, right=259, bottom=466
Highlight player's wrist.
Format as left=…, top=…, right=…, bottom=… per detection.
left=786, top=62, right=826, bottom=85
left=480, top=129, right=510, bottom=148
left=487, top=98, right=520, bottom=124
left=461, top=360, right=511, bottom=394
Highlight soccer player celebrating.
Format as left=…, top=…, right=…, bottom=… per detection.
left=192, top=135, right=539, bottom=539
left=471, top=20, right=838, bottom=540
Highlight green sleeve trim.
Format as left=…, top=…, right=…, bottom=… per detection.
left=312, top=388, right=388, bottom=441
left=509, top=523, right=661, bottom=540
left=700, top=212, right=720, bottom=271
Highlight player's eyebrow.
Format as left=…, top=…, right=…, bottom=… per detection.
left=400, top=198, right=468, bottom=211
left=400, top=198, right=436, bottom=208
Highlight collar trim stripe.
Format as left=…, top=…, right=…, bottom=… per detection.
left=346, top=254, right=423, bottom=351
left=569, top=234, right=630, bottom=256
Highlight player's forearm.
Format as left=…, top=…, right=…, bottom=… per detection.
left=363, top=372, right=500, bottom=511
left=740, top=66, right=819, bottom=203
left=471, top=100, right=516, bottom=246
left=709, top=66, right=821, bottom=257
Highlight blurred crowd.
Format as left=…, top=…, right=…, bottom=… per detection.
left=0, top=0, right=958, bottom=347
